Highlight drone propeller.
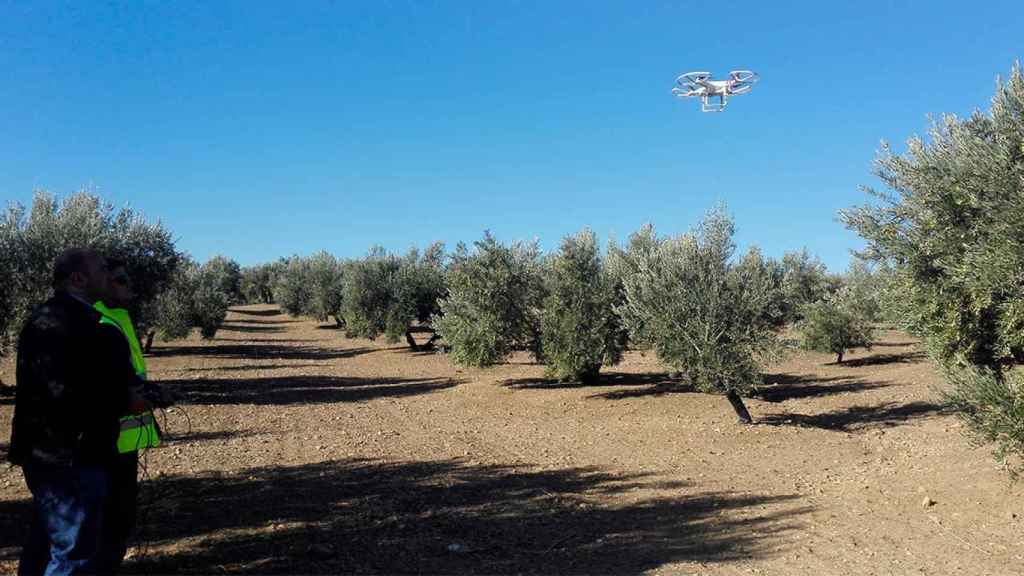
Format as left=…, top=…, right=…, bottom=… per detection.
left=728, top=83, right=753, bottom=95
left=677, top=71, right=711, bottom=90
left=728, top=70, right=758, bottom=84
left=671, top=86, right=704, bottom=98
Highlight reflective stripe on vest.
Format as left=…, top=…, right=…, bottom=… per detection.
left=118, top=412, right=161, bottom=453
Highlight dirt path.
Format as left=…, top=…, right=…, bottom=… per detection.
left=2, top=305, right=1022, bottom=574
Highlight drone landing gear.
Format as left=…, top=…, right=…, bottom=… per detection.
left=701, top=94, right=727, bottom=112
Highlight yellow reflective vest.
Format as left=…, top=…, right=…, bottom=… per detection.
left=95, top=301, right=161, bottom=453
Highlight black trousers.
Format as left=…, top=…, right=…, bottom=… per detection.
left=101, top=452, right=138, bottom=572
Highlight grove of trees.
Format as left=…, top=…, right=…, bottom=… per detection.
left=7, top=64, right=1020, bottom=469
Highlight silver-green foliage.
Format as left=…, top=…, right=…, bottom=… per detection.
left=841, top=64, right=1024, bottom=367
left=341, top=243, right=446, bottom=342
left=798, top=294, right=873, bottom=364
left=192, top=258, right=233, bottom=338
left=798, top=261, right=880, bottom=363
left=386, top=243, right=446, bottom=342
left=341, top=247, right=401, bottom=339
left=779, top=249, right=832, bottom=324
left=240, top=262, right=280, bottom=305
left=539, top=229, right=623, bottom=383
left=840, top=63, right=1024, bottom=472
left=307, top=252, right=344, bottom=324
left=434, top=233, right=544, bottom=367
left=0, top=191, right=180, bottom=354
left=204, top=255, right=242, bottom=305
left=274, top=256, right=315, bottom=318
left=154, top=257, right=231, bottom=340
left=614, top=208, right=783, bottom=396
left=154, top=260, right=197, bottom=341
left=272, top=252, right=347, bottom=324
left=943, top=367, right=1024, bottom=475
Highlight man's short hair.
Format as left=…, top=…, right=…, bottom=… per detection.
left=52, top=247, right=103, bottom=289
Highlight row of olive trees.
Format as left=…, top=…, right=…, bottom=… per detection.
left=0, top=192, right=244, bottom=376
left=254, top=215, right=851, bottom=423
left=149, top=255, right=240, bottom=344
left=796, top=260, right=885, bottom=364
left=245, top=244, right=448, bottom=350
left=0, top=191, right=180, bottom=369
left=841, top=63, right=1024, bottom=473
left=432, top=211, right=842, bottom=423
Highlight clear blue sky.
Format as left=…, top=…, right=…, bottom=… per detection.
left=2, top=1, right=1021, bottom=271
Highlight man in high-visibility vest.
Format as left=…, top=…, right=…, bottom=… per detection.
left=10, top=248, right=146, bottom=575
left=93, top=259, right=172, bottom=571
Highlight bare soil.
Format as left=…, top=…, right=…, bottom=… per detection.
left=2, top=305, right=1022, bottom=575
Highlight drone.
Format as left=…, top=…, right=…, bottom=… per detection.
left=672, top=70, right=759, bottom=112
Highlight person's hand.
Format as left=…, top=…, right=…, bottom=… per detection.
left=128, top=390, right=150, bottom=414
left=143, top=382, right=176, bottom=408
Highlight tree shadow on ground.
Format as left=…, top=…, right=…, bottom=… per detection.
left=209, top=338, right=324, bottom=344
left=148, top=344, right=374, bottom=362
left=871, top=341, right=919, bottom=348
left=583, top=373, right=694, bottom=400
left=0, top=497, right=32, bottom=567
left=228, top=318, right=299, bottom=325
left=150, top=363, right=324, bottom=375
left=159, top=429, right=255, bottom=445
left=218, top=323, right=286, bottom=334
left=837, top=351, right=926, bottom=367
left=757, top=401, right=948, bottom=432
left=506, top=372, right=679, bottom=390
left=118, top=458, right=810, bottom=575
left=753, top=374, right=892, bottom=403
left=229, top=308, right=284, bottom=317
left=154, top=375, right=461, bottom=406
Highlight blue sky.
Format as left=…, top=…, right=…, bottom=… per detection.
left=2, top=1, right=1021, bottom=271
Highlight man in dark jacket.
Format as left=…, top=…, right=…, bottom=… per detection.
left=9, top=248, right=145, bottom=575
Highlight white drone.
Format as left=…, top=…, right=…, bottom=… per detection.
left=672, top=70, right=759, bottom=112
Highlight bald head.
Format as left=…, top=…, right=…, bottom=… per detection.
left=53, top=247, right=110, bottom=302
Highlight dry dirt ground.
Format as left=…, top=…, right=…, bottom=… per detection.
left=1, top=304, right=1022, bottom=575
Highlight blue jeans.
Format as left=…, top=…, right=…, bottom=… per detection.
left=18, top=461, right=112, bottom=576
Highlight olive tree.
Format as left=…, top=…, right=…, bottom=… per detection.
left=539, top=229, right=623, bottom=383
left=306, top=251, right=345, bottom=325
left=340, top=246, right=401, bottom=339
left=274, top=256, right=315, bottom=318
left=779, top=249, right=832, bottom=324
left=341, top=243, right=446, bottom=348
left=797, top=261, right=880, bottom=364
left=204, top=255, right=242, bottom=304
left=840, top=63, right=1024, bottom=472
left=152, top=257, right=231, bottom=340
left=798, top=295, right=873, bottom=364
left=434, top=232, right=544, bottom=367
left=388, top=243, right=446, bottom=348
left=240, top=262, right=280, bottom=305
left=0, top=191, right=180, bottom=357
left=191, top=259, right=232, bottom=338
left=615, top=207, right=784, bottom=423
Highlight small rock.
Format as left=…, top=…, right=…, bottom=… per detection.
left=922, top=496, right=936, bottom=508
left=1010, top=511, right=1018, bottom=520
